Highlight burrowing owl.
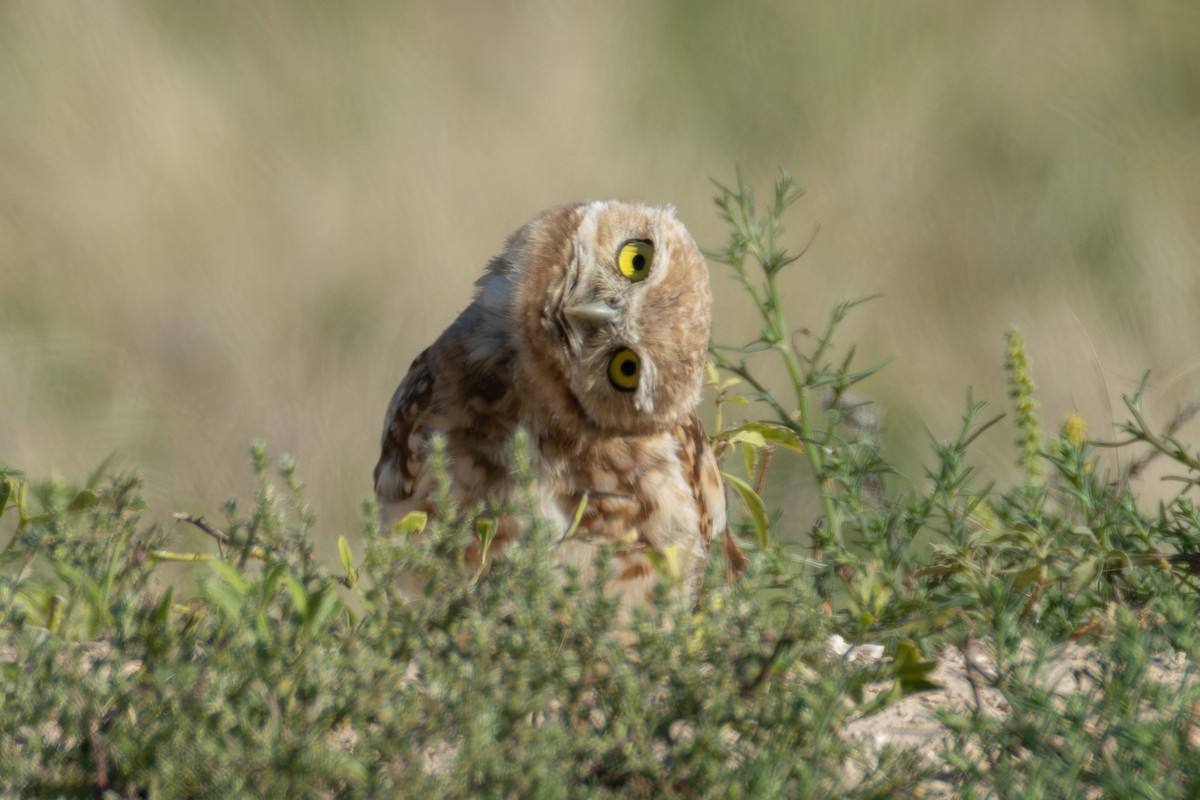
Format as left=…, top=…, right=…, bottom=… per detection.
left=374, top=201, right=743, bottom=616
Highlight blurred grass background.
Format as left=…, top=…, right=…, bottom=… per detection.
left=2, top=2, right=1199, bottom=553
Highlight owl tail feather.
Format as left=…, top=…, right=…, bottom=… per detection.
left=721, top=527, right=747, bottom=583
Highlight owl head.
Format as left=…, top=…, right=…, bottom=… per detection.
left=475, top=201, right=713, bottom=438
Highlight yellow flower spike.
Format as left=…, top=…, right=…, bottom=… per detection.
left=1062, top=412, right=1087, bottom=448
left=1004, top=329, right=1045, bottom=485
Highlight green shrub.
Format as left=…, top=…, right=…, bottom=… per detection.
left=3, top=173, right=1198, bottom=798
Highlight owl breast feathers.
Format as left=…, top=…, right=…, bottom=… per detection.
left=374, top=201, right=744, bottom=616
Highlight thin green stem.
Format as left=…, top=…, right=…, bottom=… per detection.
left=765, top=268, right=843, bottom=551
left=148, top=550, right=215, bottom=562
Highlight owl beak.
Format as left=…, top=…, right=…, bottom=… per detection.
left=564, top=298, right=619, bottom=324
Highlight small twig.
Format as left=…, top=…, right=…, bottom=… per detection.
left=752, top=447, right=774, bottom=495
left=173, top=512, right=230, bottom=544
left=1125, top=402, right=1200, bottom=481
left=958, top=632, right=986, bottom=718
left=173, top=512, right=231, bottom=550
left=1123, top=446, right=1162, bottom=483
left=957, top=620, right=1004, bottom=775
left=88, top=716, right=109, bottom=794
left=740, top=632, right=795, bottom=696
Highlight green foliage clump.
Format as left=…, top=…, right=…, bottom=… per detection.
left=3, top=173, right=1200, bottom=798
left=0, top=441, right=908, bottom=798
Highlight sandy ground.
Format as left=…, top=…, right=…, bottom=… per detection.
left=831, top=635, right=1197, bottom=794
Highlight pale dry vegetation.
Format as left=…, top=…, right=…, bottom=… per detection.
left=2, top=3, right=1199, bottom=545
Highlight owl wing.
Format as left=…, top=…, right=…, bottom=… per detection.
left=374, top=348, right=438, bottom=525
left=676, top=411, right=746, bottom=584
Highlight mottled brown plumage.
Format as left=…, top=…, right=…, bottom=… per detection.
left=374, top=201, right=742, bottom=616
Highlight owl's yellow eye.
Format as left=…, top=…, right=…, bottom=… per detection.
left=617, top=240, right=653, bottom=282
left=608, top=348, right=640, bottom=391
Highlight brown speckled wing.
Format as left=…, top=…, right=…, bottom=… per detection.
left=676, top=411, right=746, bottom=584
left=374, top=349, right=436, bottom=507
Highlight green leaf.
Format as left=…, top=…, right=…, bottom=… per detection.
left=726, top=429, right=767, bottom=449
left=858, top=639, right=941, bottom=716
left=719, top=422, right=803, bottom=452
left=557, top=492, right=590, bottom=545
left=209, top=559, right=251, bottom=595
left=892, top=639, right=941, bottom=694
left=1012, top=564, right=1045, bottom=590
left=476, top=517, right=498, bottom=562
left=150, top=586, right=175, bottom=627
left=741, top=442, right=757, bottom=481
left=723, top=472, right=769, bottom=548
left=206, top=579, right=245, bottom=620
left=1067, top=555, right=1102, bottom=596
left=282, top=575, right=341, bottom=633
left=260, top=561, right=288, bottom=602
left=67, top=489, right=99, bottom=513
left=394, top=510, right=428, bottom=538
left=338, top=535, right=357, bottom=586
left=283, top=573, right=309, bottom=618
left=308, top=586, right=342, bottom=633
